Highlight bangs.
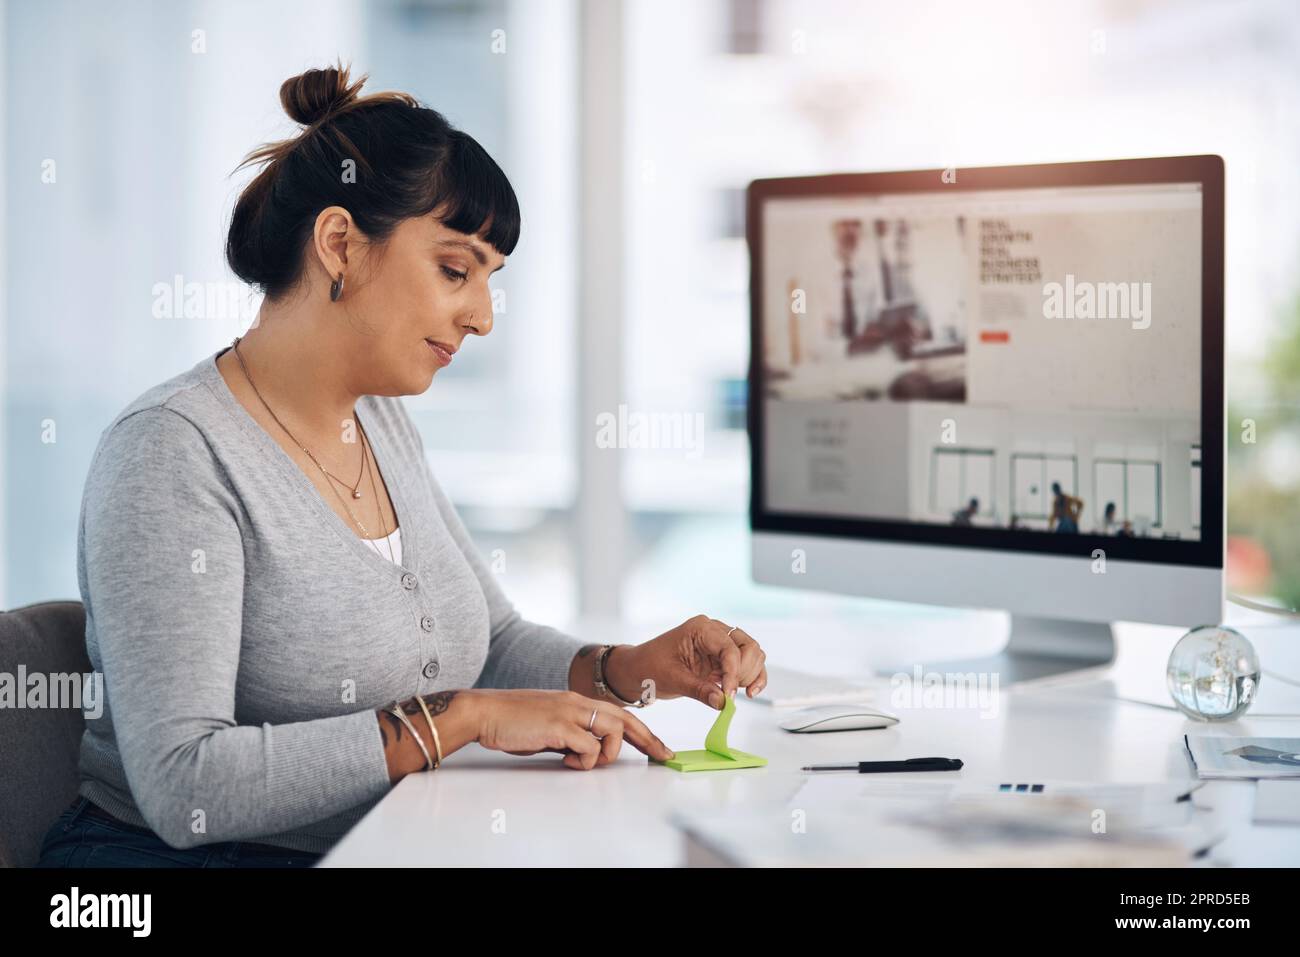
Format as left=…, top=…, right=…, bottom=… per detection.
left=433, top=131, right=522, bottom=256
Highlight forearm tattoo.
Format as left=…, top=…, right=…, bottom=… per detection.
left=401, top=690, right=459, bottom=718
left=377, top=690, right=459, bottom=756
left=378, top=708, right=402, bottom=747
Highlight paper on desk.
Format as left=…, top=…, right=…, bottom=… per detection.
left=671, top=797, right=1194, bottom=867
left=1185, top=735, right=1300, bottom=780
left=1253, top=780, right=1300, bottom=825
left=655, top=692, right=767, bottom=772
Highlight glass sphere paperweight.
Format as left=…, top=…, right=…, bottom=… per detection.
left=1166, top=625, right=1260, bottom=721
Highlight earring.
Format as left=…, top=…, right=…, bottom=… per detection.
left=330, top=272, right=345, bottom=302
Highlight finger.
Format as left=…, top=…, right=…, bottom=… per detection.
left=607, top=707, right=674, bottom=761
left=558, top=720, right=603, bottom=770
left=730, top=629, right=766, bottom=689
left=703, top=620, right=743, bottom=697
left=587, top=709, right=626, bottom=766
left=746, top=663, right=769, bottom=698
left=690, top=675, right=726, bottom=710
left=714, top=623, right=765, bottom=693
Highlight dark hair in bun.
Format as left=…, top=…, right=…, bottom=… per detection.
left=279, top=64, right=367, bottom=126
left=226, top=61, right=520, bottom=300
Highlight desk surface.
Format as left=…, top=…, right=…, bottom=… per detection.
left=320, top=612, right=1300, bottom=867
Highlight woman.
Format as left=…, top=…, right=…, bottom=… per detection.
left=36, top=64, right=768, bottom=868
left=1100, top=501, right=1119, bottom=535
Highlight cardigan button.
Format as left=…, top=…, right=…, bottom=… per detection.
left=401, top=573, right=418, bottom=590
left=422, top=660, right=440, bottom=680
left=420, top=615, right=435, bottom=632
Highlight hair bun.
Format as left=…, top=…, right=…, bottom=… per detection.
left=279, top=63, right=366, bottom=126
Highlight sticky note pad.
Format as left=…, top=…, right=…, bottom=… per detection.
left=654, top=692, right=767, bottom=772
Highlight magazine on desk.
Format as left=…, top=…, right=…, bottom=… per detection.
left=1184, top=735, right=1300, bottom=780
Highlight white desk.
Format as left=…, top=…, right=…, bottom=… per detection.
left=320, top=612, right=1300, bottom=867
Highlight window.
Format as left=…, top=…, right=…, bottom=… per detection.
left=1011, top=454, right=1077, bottom=521
left=1094, top=459, right=1163, bottom=532
left=0, top=0, right=579, bottom=624
left=931, top=448, right=995, bottom=518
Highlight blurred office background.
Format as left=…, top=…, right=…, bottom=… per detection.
left=3, top=0, right=1299, bottom=625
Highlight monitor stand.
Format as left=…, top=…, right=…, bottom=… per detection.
left=880, top=615, right=1116, bottom=686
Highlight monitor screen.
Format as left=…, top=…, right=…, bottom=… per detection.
left=750, top=160, right=1222, bottom=565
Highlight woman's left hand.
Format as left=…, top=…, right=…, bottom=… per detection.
left=608, top=615, right=767, bottom=710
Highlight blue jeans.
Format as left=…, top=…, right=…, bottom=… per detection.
left=35, top=796, right=323, bottom=868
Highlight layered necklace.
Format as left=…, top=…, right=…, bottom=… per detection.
left=230, top=336, right=395, bottom=562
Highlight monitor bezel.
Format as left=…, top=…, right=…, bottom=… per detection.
left=746, top=155, right=1225, bottom=569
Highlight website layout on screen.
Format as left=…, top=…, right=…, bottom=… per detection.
left=761, top=182, right=1203, bottom=541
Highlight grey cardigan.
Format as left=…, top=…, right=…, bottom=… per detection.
left=74, top=345, right=585, bottom=853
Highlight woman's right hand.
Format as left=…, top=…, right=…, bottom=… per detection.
left=471, top=689, right=675, bottom=770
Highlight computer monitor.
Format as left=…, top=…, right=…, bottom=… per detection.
left=747, top=156, right=1224, bottom=683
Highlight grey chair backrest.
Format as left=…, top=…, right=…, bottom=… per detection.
left=0, top=601, right=89, bottom=867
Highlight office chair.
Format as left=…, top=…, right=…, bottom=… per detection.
left=0, top=600, right=89, bottom=867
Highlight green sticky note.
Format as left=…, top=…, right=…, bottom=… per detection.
left=654, top=692, right=767, bottom=772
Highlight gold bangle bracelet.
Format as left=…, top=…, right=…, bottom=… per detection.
left=413, top=695, right=443, bottom=769
left=388, top=702, right=433, bottom=771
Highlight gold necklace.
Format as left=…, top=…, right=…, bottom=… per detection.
left=231, top=337, right=366, bottom=498
left=360, top=420, right=396, bottom=563
left=230, top=336, right=388, bottom=543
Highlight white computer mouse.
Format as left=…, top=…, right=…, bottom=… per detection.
left=778, top=705, right=900, bottom=733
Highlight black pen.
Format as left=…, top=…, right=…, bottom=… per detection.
left=802, top=757, right=963, bottom=773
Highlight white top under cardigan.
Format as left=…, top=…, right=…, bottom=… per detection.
left=360, top=526, right=402, bottom=565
